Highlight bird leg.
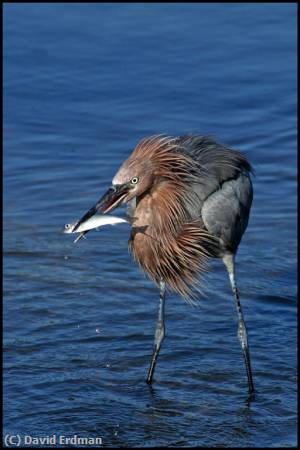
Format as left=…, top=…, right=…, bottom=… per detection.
left=146, top=279, right=166, bottom=384
left=223, top=254, right=255, bottom=394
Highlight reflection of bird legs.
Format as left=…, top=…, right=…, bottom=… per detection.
left=223, top=253, right=255, bottom=394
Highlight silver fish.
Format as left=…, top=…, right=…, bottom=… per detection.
left=63, top=215, right=128, bottom=243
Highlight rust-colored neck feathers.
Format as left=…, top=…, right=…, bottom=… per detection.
left=127, top=136, right=217, bottom=300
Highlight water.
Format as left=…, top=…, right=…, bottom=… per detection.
left=4, top=3, right=297, bottom=448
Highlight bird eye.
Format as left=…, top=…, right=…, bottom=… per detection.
left=65, top=224, right=71, bottom=229
left=131, top=177, right=139, bottom=185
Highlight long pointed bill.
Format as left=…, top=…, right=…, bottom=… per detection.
left=73, top=184, right=129, bottom=232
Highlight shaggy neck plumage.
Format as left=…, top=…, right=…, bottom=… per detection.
left=126, top=135, right=218, bottom=299
left=129, top=179, right=217, bottom=299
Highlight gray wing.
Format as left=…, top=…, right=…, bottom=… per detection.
left=177, top=135, right=252, bottom=200
left=176, top=135, right=253, bottom=254
left=201, top=173, right=253, bottom=254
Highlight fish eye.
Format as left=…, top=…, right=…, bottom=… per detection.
left=65, top=224, right=71, bottom=229
left=131, top=176, right=139, bottom=185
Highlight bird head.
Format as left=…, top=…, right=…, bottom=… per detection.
left=73, top=135, right=196, bottom=231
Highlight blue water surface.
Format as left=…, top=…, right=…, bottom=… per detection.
left=4, top=3, right=297, bottom=448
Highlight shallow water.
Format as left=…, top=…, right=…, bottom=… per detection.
left=4, top=3, right=297, bottom=448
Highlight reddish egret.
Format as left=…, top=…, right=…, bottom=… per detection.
left=74, top=135, right=254, bottom=393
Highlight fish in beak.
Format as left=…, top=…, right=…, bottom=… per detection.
left=73, top=184, right=129, bottom=232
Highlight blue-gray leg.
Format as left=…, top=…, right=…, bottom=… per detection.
left=146, top=279, right=166, bottom=384
left=223, top=254, right=255, bottom=394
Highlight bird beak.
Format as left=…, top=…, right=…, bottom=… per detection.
left=73, top=184, right=129, bottom=232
